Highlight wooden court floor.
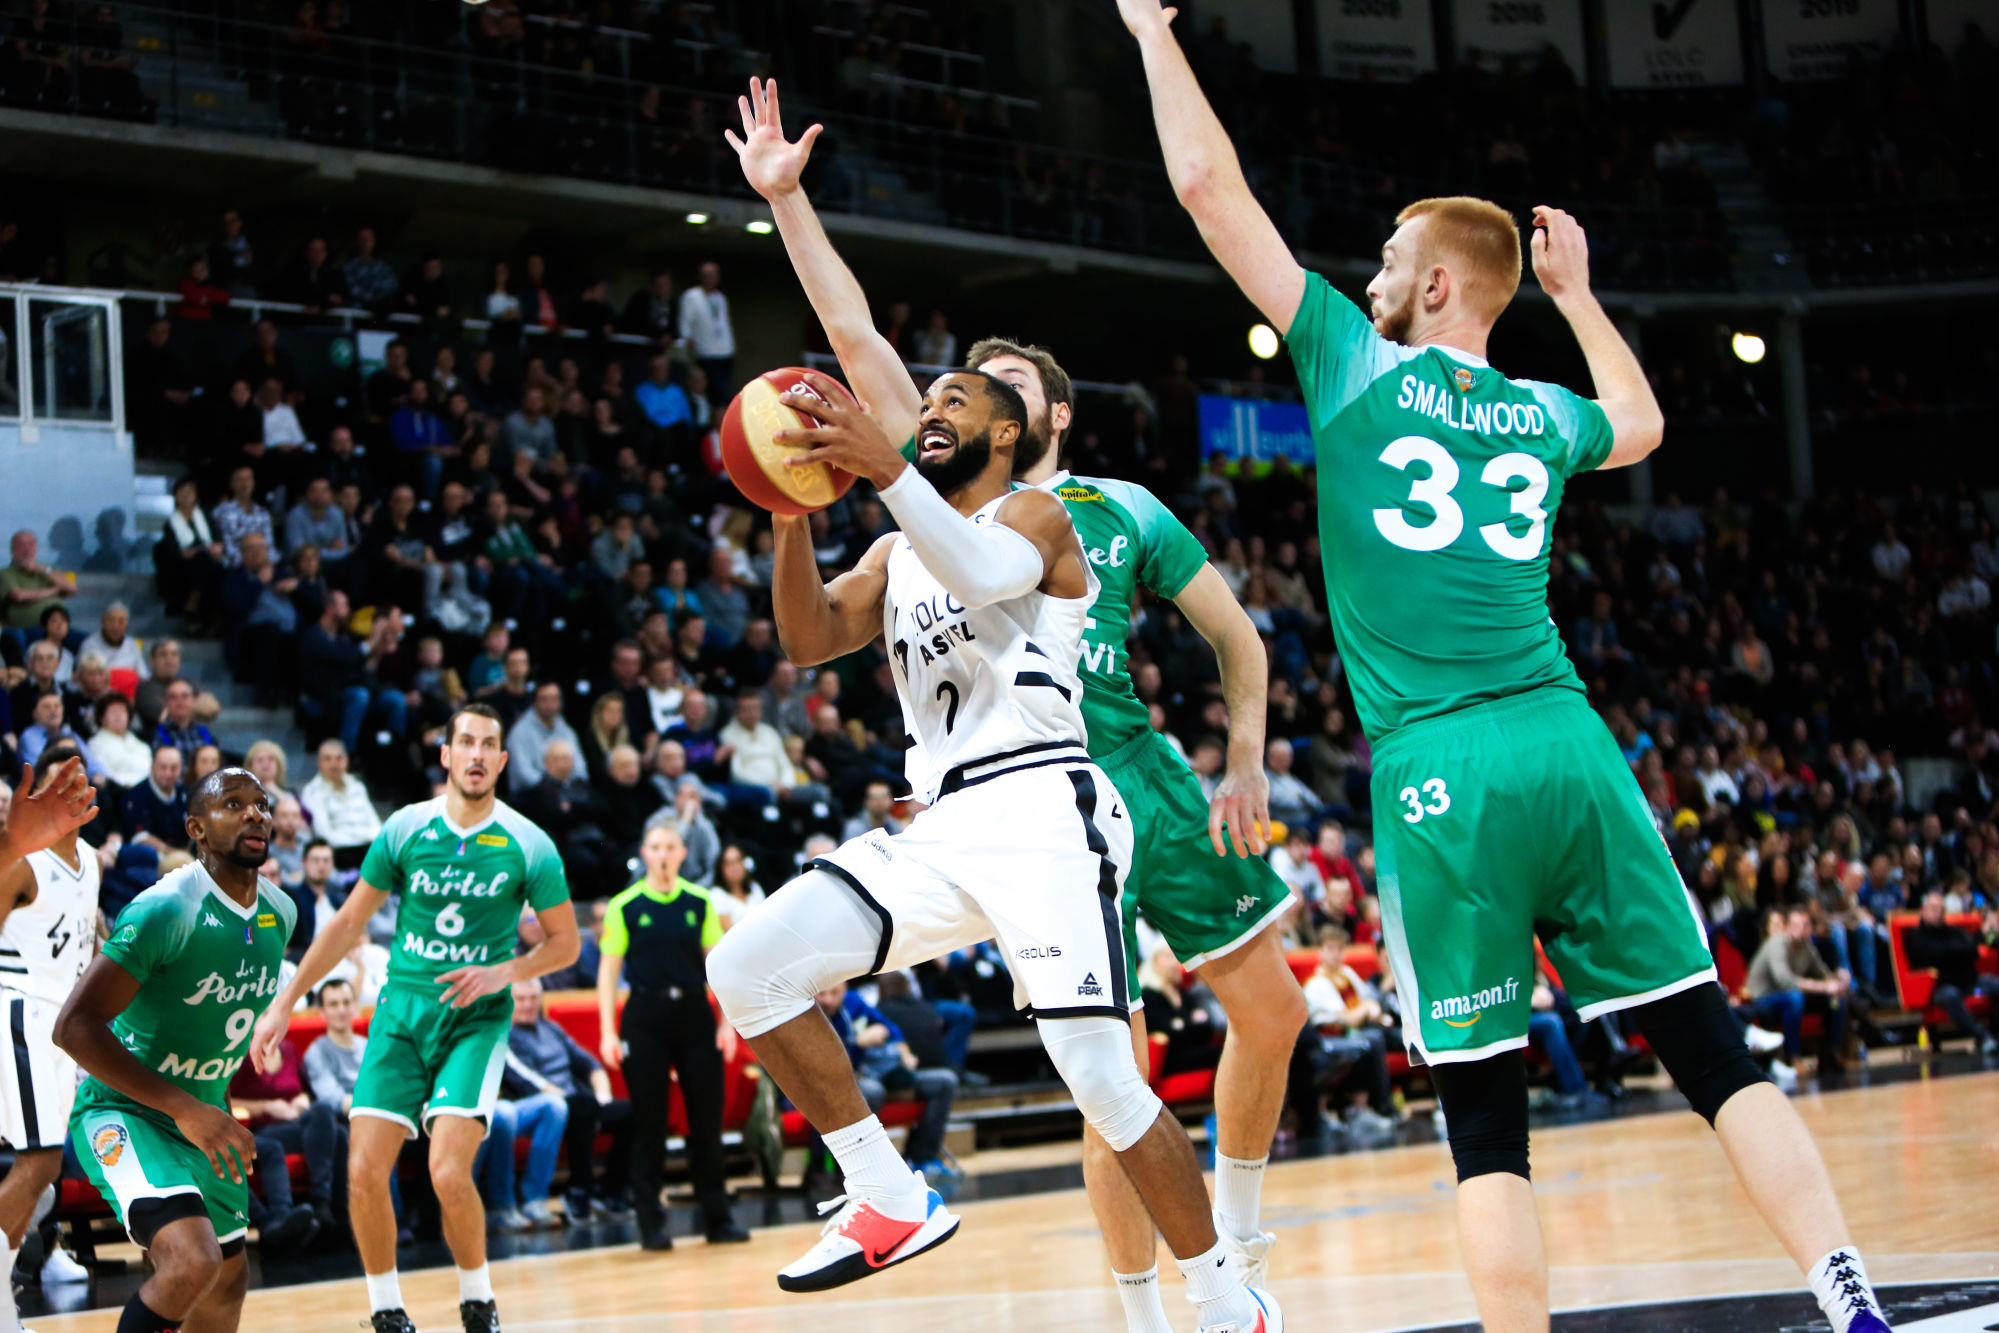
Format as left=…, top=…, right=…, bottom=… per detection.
left=34, top=1073, right=1997, bottom=1331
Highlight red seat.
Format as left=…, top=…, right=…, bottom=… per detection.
left=1887, top=911, right=1993, bottom=1035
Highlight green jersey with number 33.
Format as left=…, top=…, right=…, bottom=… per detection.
left=1288, top=272, right=1613, bottom=743
left=74, top=863, right=297, bottom=1116
left=360, top=797, right=570, bottom=996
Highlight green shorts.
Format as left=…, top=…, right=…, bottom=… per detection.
left=1370, top=687, right=1716, bottom=1065
left=1104, top=730, right=1295, bottom=1009
left=350, top=984, right=511, bottom=1140
left=74, top=1104, right=250, bottom=1248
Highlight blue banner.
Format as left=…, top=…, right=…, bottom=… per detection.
left=1199, top=394, right=1314, bottom=465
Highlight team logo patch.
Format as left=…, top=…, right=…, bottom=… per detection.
left=91, top=1124, right=129, bottom=1167
left=1056, top=486, right=1103, bottom=502
left=1453, top=367, right=1474, bottom=391
left=475, top=833, right=509, bottom=847
left=1077, top=972, right=1105, bottom=999
left=256, top=913, right=277, bottom=928
left=112, top=923, right=137, bottom=946
left=685, top=910, right=697, bottom=927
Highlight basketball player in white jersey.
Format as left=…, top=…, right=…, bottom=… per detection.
left=706, top=370, right=1278, bottom=1332
left=0, top=740, right=100, bottom=1333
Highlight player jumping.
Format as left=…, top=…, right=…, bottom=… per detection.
left=253, top=704, right=580, bottom=1333
left=55, top=767, right=295, bottom=1333
left=729, top=79, right=1306, bottom=1327
left=1118, top=3, right=1895, bottom=1331
left=706, top=368, right=1278, bottom=1332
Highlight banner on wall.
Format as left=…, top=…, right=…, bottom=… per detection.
left=1200, top=394, right=1315, bottom=465
left=1761, top=0, right=1901, bottom=81
left=1315, top=0, right=1438, bottom=82
left=1603, top=0, right=1745, bottom=87
left=1452, top=0, right=1588, bottom=78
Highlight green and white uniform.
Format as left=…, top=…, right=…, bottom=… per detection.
left=1288, top=272, right=1714, bottom=1065
left=349, top=797, right=569, bottom=1138
left=73, top=864, right=296, bottom=1247
left=1033, top=472, right=1292, bottom=1005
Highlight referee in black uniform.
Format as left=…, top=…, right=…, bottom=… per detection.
left=596, top=822, right=752, bottom=1250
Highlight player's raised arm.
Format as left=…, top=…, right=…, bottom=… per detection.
left=252, top=877, right=390, bottom=1071
left=1531, top=206, right=1664, bottom=468
left=728, top=78, right=924, bottom=444
left=1118, top=0, right=1306, bottom=333
left=0, top=758, right=97, bottom=880
left=1170, top=565, right=1274, bottom=857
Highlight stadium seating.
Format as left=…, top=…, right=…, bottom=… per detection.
left=1886, top=912, right=1996, bottom=1038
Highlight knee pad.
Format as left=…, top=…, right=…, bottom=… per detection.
left=706, top=869, right=882, bottom=1039
left=1038, top=1015, right=1163, bottom=1152
left=1430, top=1050, right=1531, bottom=1184
left=1630, top=981, right=1765, bottom=1126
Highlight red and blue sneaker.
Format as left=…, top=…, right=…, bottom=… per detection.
left=775, top=1183, right=960, bottom=1293
left=1198, top=1285, right=1283, bottom=1333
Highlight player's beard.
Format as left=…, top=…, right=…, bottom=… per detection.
left=220, top=830, right=267, bottom=869
left=1374, top=286, right=1418, bottom=344
left=1011, top=408, right=1055, bottom=476
left=915, top=426, right=994, bottom=496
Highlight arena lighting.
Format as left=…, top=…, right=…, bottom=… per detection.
left=1731, top=330, right=1768, bottom=364
left=745, top=220, right=775, bottom=234
left=1248, top=323, right=1280, bottom=359
left=684, top=212, right=710, bottom=225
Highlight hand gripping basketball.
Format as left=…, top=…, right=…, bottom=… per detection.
left=720, top=367, right=862, bottom=515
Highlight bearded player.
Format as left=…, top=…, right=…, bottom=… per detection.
left=56, top=768, right=293, bottom=1333
left=729, top=78, right=1305, bottom=1329
left=252, top=704, right=579, bottom=1333
left=1114, top=3, right=1895, bottom=1331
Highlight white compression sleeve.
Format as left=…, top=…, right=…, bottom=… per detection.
left=877, top=466, right=1044, bottom=609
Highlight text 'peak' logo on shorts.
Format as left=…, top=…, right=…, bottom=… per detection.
left=1078, top=972, right=1104, bottom=998
left=91, top=1124, right=129, bottom=1167
left=1429, top=977, right=1520, bottom=1028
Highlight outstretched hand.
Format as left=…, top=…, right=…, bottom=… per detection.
left=1114, top=0, right=1179, bottom=38
left=1530, top=205, right=1592, bottom=304
left=0, top=759, right=96, bottom=861
left=775, top=371, right=907, bottom=489
left=725, top=76, right=822, bottom=201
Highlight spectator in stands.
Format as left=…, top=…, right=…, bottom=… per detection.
left=402, top=254, right=452, bottom=328
left=127, top=316, right=195, bottom=458
left=1526, top=963, right=1593, bottom=1107
left=121, top=744, right=187, bottom=851
left=678, top=262, right=734, bottom=404
left=818, top=976, right=960, bottom=1182
left=500, top=976, right=633, bottom=1225
left=174, top=256, right=230, bottom=319
left=620, top=272, right=678, bottom=343
left=693, top=547, right=749, bottom=649
left=300, top=589, right=407, bottom=755
left=507, top=681, right=583, bottom=792
left=910, top=308, right=957, bottom=367
left=1263, top=738, right=1322, bottom=832
left=262, top=794, right=307, bottom=887
left=1745, top=905, right=1852, bottom=1085
left=229, top=1033, right=339, bottom=1240
left=301, top=738, right=382, bottom=870
left=191, top=743, right=222, bottom=784
left=19, top=689, right=101, bottom=777
left=476, top=646, right=535, bottom=733
left=208, top=207, right=256, bottom=298
left=285, top=476, right=354, bottom=583
left=632, top=355, right=691, bottom=440
left=0, top=530, right=69, bottom=635
left=89, top=694, right=151, bottom=790
left=221, top=530, right=299, bottom=704
left=1294, top=934, right=1399, bottom=1142
left=840, top=779, right=904, bottom=842
left=1904, top=891, right=1999, bottom=1056
left=707, top=843, right=765, bottom=931
left=151, top=679, right=216, bottom=769
left=212, top=465, right=274, bottom=568
left=78, top=601, right=146, bottom=683
left=590, top=513, right=645, bottom=584
left=155, top=478, right=226, bottom=622
left=1871, top=523, right=1912, bottom=581
left=644, top=775, right=719, bottom=885
left=718, top=690, right=796, bottom=804
left=501, top=387, right=556, bottom=468
left=9, top=640, right=62, bottom=730
left=134, top=638, right=220, bottom=731
left=342, top=225, right=398, bottom=311
left=274, top=235, right=346, bottom=313
left=391, top=380, right=453, bottom=500
left=520, top=739, right=611, bottom=896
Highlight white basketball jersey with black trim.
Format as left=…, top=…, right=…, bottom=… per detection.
left=0, top=847, right=100, bottom=1003
left=883, top=493, right=1098, bottom=804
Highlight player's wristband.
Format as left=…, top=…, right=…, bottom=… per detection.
left=877, top=467, right=1043, bottom=609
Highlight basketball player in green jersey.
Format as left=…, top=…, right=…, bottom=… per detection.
left=730, top=79, right=1307, bottom=1328
left=55, top=767, right=294, bottom=1333
left=1118, top=4, right=1896, bottom=1332
left=251, top=704, right=580, bottom=1333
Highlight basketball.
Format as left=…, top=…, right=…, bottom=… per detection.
left=719, top=367, right=860, bottom=516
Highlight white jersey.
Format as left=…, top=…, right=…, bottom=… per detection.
left=0, top=846, right=100, bottom=1004
left=883, top=493, right=1097, bottom=804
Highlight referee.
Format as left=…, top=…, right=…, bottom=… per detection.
left=597, top=823, right=751, bottom=1250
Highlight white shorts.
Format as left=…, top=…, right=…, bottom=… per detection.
left=816, top=759, right=1135, bottom=1020
left=0, top=991, right=78, bottom=1152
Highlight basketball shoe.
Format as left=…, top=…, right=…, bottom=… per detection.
left=1214, top=1208, right=1277, bottom=1288
left=775, top=1184, right=959, bottom=1292
left=1197, top=1285, right=1283, bottom=1333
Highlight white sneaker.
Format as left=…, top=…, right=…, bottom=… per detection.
left=41, top=1245, right=88, bottom=1284
left=1770, top=1059, right=1798, bottom=1090
left=775, top=1180, right=959, bottom=1293
left=1198, top=1285, right=1283, bottom=1333
left=1214, top=1209, right=1276, bottom=1288
left=1744, top=1024, right=1786, bottom=1054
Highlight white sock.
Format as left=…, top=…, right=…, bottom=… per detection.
left=365, top=1269, right=405, bottom=1314
left=1, top=1247, right=19, bottom=1333
left=458, top=1262, right=494, bottom=1304
left=1177, top=1238, right=1256, bottom=1329
left=1213, top=1153, right=1268, bottom=1243
left=823, top=1116, right=919, bottom=1207
left=1114, top=1266, right=1177, bottom=1333
left=1809, top=1246, right=1882, bottom=1333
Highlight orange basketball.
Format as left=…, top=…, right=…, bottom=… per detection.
left=719, top=367, right=860, bottom=516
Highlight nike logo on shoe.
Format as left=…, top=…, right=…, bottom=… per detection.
left=841, top=1203, right=924, bottom=1268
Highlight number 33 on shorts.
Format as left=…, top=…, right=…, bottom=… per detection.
left=1399, top=778, right=1451, bottom=823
